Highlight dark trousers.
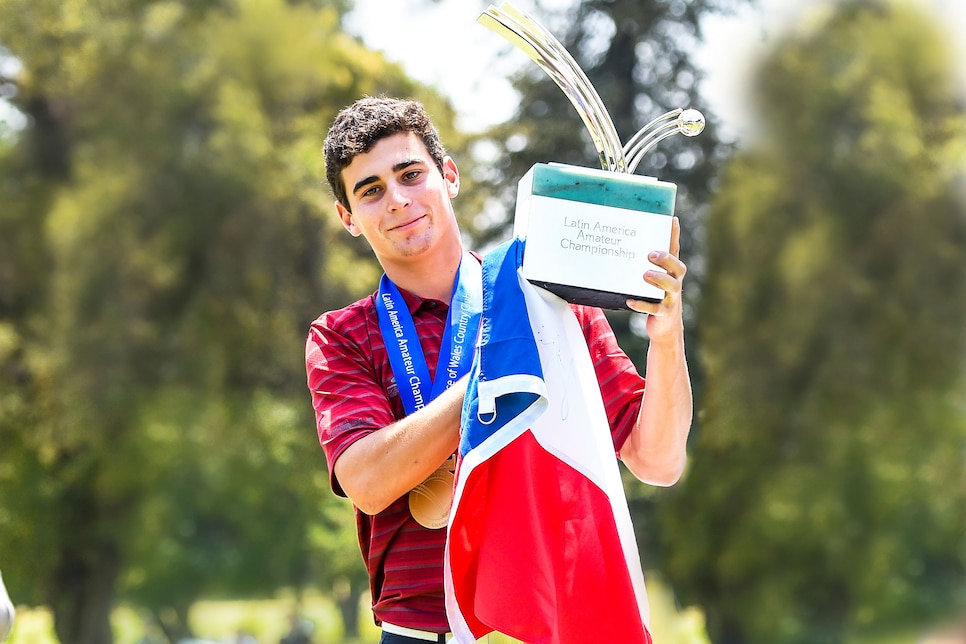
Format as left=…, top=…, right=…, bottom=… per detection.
left=379, top=631, right=447, bottom=644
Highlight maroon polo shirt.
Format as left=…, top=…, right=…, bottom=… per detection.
left=305, top=286, right=645, bottom=632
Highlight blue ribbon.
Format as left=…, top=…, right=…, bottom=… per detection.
left=376, top=252, right=483, bottom=415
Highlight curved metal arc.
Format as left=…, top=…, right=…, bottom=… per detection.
left=625, top=120, right=683, bottom=167
left=626, top=108, right=706, bottom=173
left=478, top=12, right=599, bottom=141
left=478, top=8, right=612, bottom=168
left=622, top=108, right=683, bottom=158
left=627, top=128, right=681, bottom=174
left=496, top=3, right=625, bottom=171
left=479, top=4, right=625, bottom=171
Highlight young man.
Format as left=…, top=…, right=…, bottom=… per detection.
left=305, top=96, right=692, bottom=643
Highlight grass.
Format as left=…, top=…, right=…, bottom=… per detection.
left=19, top=580, right=960, bottom=643
left=5, top=573, right=710, bottom=644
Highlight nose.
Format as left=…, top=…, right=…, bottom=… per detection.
left=386, top=180, right=411, bottom=211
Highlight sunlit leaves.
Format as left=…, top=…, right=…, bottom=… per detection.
left=0, top=0, right=455, bottom=638
left=662, top=2, right=966, bottom=642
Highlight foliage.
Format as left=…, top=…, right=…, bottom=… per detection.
left=660, top=2, right=966, bottom=642
left=0, top=0, right=470, bottom=642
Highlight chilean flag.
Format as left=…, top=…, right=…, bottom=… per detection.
left=444, top=239, right=652, bottom=644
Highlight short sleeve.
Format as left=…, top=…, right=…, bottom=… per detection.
left=571, top=304, right=645, bottom=454
left=305, top=303, right=396, bottom=497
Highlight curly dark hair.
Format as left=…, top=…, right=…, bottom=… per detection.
left=323, top=96, right=447, bottom=211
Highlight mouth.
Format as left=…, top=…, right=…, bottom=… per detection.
left=388, top=214, right=428, bottom=232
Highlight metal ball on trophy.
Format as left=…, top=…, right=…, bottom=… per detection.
left=479, top=2, right=705, bottom=310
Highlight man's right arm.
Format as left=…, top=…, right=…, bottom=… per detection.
left=333, top=377, right=465, bottom=515
left=306, top=311, right=464, bottom=516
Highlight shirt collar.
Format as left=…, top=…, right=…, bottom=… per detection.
left=396, top=284, right=447, bottom=315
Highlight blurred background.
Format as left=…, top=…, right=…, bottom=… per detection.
left=0, top=0, right=963, bottom=642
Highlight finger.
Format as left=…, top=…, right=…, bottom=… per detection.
left=626, top=297, right=658, bottom=315
left=645, top=269, right=682, bottom=295
left=646, top=251, right=688, bottom=280
left=669, top=216, right=681, bottom=258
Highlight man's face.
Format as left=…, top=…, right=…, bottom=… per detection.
left=335, top=132, right=460, bottom=266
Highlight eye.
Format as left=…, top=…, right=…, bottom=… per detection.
left=402, top=169, right=423, bottom=182
left=361, top=185, right=382, bottom=199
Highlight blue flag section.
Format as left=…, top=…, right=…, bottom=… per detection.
left=459, top=239, right=545, bottom=454
left=376, top=251, right=483, bottom=414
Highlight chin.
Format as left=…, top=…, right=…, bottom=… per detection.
left=394, top=239, right=436, bottom=258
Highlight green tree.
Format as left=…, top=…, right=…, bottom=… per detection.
left=661, top=2, right=966, bottom=642
left=0, top=0, right=471, bottom=641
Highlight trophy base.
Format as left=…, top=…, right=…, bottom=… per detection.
left=513, top=163, right=677, bottom=312
left=530, top=280, right=661, bottom=311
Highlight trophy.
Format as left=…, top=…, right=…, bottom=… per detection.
left=479, top=2, right=705, bottom=310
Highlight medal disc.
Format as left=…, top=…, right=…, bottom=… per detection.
left=409, top=460, right=456, bottom=529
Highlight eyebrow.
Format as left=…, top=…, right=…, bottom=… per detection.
left=350, top=159, right=423, bottom=197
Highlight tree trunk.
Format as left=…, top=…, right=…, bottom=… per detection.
left=48, top=539, right=120, bottom=644
left=155, top=603, right=193, bottom=644
left=706, top=608, right=747, bottom=644
left=334, top=575, right=364, bottom=640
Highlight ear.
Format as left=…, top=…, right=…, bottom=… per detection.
left=443, top=156, right=460, bottom=199
left=335, top=200, right=361, bottom=237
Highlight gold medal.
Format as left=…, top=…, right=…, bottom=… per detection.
left=409, top=456, right=456, bottom=529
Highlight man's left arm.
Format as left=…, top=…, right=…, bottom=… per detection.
left=621, top=216, right=693, bottom=486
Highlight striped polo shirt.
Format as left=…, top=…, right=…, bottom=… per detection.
left=305, top=285, right=645, bottom=632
